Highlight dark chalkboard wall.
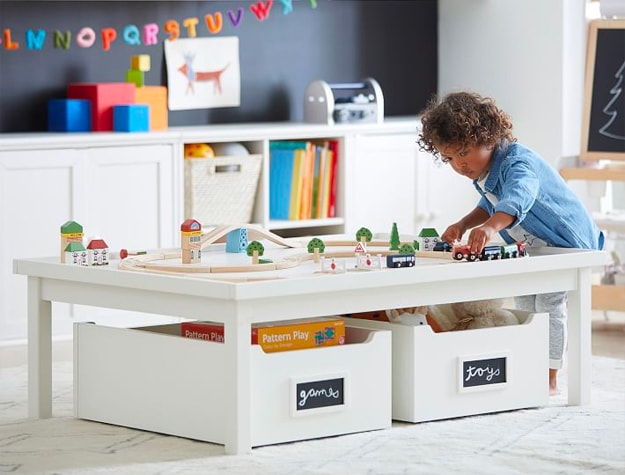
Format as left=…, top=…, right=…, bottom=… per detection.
left=583, top=20, right=625, bottom=159
left=0, top=0, right=437, bottom=133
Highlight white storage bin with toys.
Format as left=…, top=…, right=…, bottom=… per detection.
left=344, top=303, right=549, bottom=423
left=73, top=320, right=391, bottom=448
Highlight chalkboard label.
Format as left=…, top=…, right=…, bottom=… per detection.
left=293, top=377, right=345, bottom=414
left=459, top=354, right=507, bottom=392
left=582, top=20, right=625, bottom=159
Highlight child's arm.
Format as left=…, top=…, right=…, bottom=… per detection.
left=466, top=211, right=515, bottom=254
left=441, top=207, right=490, bottom=243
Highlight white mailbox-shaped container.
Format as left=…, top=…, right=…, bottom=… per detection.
left=74, top=322, right=391, bottom=447
left=345, top=309, right=549, bottom=422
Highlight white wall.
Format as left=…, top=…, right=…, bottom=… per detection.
left=438, top=0, right=587, bottom=166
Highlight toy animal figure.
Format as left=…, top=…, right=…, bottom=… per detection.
left=178, top=52, right=230, bottom=95
left=387, top=299, right=519, bottom=332
left=386, top=306, right=444, bottom=331
left=449, top=298, right=519, bottom=330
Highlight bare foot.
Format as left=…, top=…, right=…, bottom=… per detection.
left=549, top=368, right=559, bottom=396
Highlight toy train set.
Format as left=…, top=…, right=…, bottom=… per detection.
left=450, top=242, right=528, bottom=262
left=60, top=220, right=529, bottom=276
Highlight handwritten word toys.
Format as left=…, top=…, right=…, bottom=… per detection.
left=181, top=317, right=346, bottom=353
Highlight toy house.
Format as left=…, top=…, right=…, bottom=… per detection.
left=64, top=241, right=88, bottom=266
left=417, top=228, right=440, bottom=251
left=60, top=220, right=84, bottom=263
left=181, top=219, right=202, bottom=264
left=87, top=239, right=110, bottom=266
left=226, top=228, right=248, bottom=253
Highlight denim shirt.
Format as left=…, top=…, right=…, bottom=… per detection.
left=473, top=142, right=604, bottom=250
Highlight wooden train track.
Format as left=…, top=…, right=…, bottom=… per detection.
left=118, top=225, right=452, bottom=278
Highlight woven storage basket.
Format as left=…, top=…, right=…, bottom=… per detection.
left=184, top=154, right=262, bottom=226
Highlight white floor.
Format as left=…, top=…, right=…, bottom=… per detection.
left=1, top=346, right=624, bottom=474
left=1, top=309, right=624, bottom=474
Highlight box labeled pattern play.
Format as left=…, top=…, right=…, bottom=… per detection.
left=181, top=317, right=346, bottom=352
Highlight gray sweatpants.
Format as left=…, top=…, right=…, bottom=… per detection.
left=514, top=292, right=568, bottom=369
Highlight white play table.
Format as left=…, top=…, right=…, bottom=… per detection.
left=13, top=244, right=606, bottom=454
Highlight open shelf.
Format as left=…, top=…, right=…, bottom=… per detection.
left=593, top=284, right=625, bottom=312
left=560, top=167, right=625, bottom=181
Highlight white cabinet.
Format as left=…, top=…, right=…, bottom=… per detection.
left=344, top=132, right=418, bottom=237
left=414, top=150, right=476, bottom=235
left=82, top=145, right=178, bottom=252
left=0, top=149, right=82, bottom=339
left=0, top=140, right=179, bottom=341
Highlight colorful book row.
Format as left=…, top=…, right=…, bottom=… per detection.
left=269, top=140, right=339, bottom=220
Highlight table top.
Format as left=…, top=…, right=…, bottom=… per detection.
left=13, top=240, right=608, bottom=303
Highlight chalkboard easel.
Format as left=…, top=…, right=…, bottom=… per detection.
left=581, top=19, right=625, bottom=160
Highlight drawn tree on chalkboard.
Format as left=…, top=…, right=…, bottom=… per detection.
left=599, top=61, right=625, bottom=140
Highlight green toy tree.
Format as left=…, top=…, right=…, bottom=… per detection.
left=355, top=227, right=372, bottom=244
left=246, top=240, right=265, bottom=264
left=399, top=243, right=415, bottom=254
left=307, top=237, right=326, bottom=263
left=390, top=222, right=400, bottom=251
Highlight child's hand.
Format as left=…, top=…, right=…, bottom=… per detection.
left=467, top=225, right=499, bottom=254
left=441, top=223, right=465, bottom=244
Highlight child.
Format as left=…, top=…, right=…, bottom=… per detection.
left=417, top=91, right=604, bottom=395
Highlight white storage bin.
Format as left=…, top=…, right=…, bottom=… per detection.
left=74, top=322, right=391, bottom=447
left=345, top=309, right=549, bottom=422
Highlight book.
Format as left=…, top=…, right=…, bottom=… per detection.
left=289, top=148, right=304, bottom=220
left=180, top=317, right=346, bottom=353
left=320, top=144, right=333, bottom=218
left=269, top=147, right=296, bottom=220
left=328, top=139, right=339, bottom=218
left=311, top=144, right=322, bottom=219
left=300, top=141, right=315, bottom=219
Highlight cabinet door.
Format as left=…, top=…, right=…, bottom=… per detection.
left=414, top=150, right=476, bottom=236
left=84, top=144, right=177, bottom=252
left=76, top=144, right=179, bottom=327
left=0, top=149, right=84, bottom=340
left=344, top=133, right=418, bottom=236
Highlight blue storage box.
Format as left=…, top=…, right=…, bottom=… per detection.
left=113, top=104, right=149, bottom=132
left=48, top=99, right=91, bottom=132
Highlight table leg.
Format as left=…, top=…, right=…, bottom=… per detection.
left=223, top=310, right=253, bottom=455
left=27, top=276, right=52, bottom=418
left=567, top=267, right=592, bottom=406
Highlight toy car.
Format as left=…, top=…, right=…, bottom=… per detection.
left=432, top=241, right=453, bottom=252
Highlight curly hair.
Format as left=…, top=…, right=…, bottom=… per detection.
left=417, top=91, right=516, bottom=161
